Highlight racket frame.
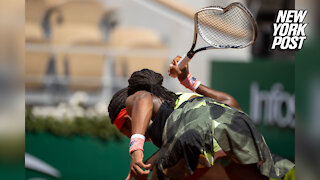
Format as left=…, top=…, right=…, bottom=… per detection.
left=178, top=2, right=258, bottom=69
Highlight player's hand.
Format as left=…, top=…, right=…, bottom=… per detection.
left=168, top=56, right=189, bottom=81
left=126, top=150, right=151, bottom=180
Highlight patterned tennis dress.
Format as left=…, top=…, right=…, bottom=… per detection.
left=150, top=93, right=294, bottom=179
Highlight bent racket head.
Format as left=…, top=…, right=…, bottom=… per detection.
left=177, top=3, right=258, bottom=69
left=194, top=2, right=258, bottom=50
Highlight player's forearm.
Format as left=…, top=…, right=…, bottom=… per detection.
left=196, top=84, right=240, bottom=109
left=168, top=56, right=240, bottom=109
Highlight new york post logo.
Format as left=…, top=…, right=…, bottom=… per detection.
left=271, top=10, right=308, bottom=50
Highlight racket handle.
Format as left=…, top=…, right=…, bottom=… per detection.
left=177, top=54, right=191, bottom=70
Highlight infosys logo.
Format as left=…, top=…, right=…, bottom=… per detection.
left=250, top=82, right=295, bottom=128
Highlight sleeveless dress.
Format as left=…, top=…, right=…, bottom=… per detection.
left=148, top=93, right=294, bottom=179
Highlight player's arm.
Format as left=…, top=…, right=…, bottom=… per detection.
left=125, top=91, right=153, bottom=180
left=126, top=90, right=153, bottom=136
left=195, top=84, right=240, bottom=109
left=168, top=56, right=240, bottom=110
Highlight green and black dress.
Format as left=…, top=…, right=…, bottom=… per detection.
left=146, top=93, right=294, bottom=180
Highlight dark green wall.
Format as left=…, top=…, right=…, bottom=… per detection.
left=26, top=132, right=158, bottom=180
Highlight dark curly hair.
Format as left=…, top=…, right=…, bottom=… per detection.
left=108, top=69, right=177, bottom=123
left=128, top=69, right=177, bottom=107
left=108, top=87, right=128, bottom=123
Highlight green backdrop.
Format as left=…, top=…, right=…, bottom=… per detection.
left=26, top=132, right=157, bottom=180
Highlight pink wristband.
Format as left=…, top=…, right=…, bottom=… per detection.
left=180, top=73, right=201, bottom=91
left=129, top=134, right=145, bottom=154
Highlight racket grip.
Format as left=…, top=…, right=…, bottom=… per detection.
left=177, top=54, right=190, bottom=70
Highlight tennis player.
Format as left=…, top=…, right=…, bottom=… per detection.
left=107, top=56, right=294, bottom=180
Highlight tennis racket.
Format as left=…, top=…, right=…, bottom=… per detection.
left=177, top=2, right=258, bottom=69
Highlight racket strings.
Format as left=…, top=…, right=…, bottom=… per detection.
left=197, top=5, right=255, bottom=48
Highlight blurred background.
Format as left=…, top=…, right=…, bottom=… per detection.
left=0, top=0, right=319, bottom=179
